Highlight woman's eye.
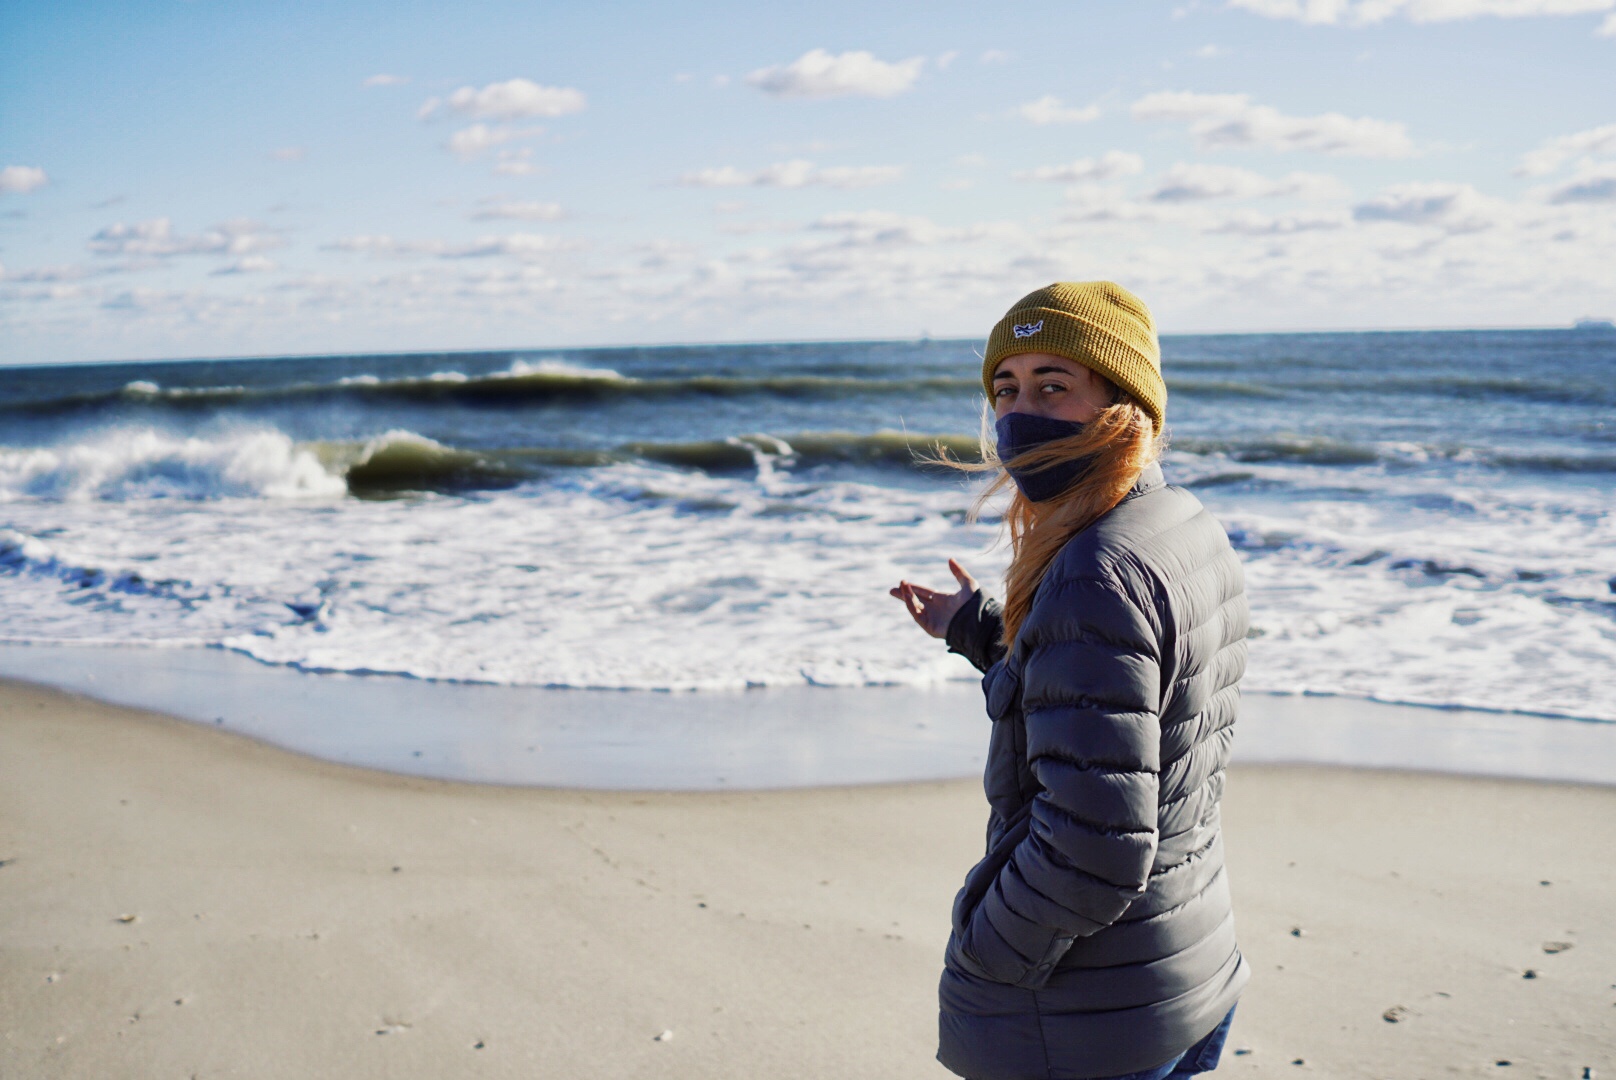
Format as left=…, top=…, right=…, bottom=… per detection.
left=1040, top=381, right=1064, bottom=393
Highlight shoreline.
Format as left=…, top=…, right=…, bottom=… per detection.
left=3, top=642, right=1616, bottom=789
left=4, top=678, right=1614, bottom=1078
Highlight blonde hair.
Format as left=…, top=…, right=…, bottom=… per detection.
left=932, top=385, right=1163, bottom=650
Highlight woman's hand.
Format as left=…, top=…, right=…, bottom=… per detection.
left=890, top=558, right=979, bottom=639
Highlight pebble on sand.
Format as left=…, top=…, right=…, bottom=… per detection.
left=114, top=914, right=138, bottom=923
left=654, top=1029, right=674, bottom=1042
left=1382, top=1005, right=1408, bottom=1023
left=1542, top=941, right=1573, bottom=954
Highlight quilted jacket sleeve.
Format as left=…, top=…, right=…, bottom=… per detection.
left=944, top=589, right=1008, bottom=674
left=950, top=575, right=1163, bottom=989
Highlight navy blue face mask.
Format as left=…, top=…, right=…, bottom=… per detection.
left=995, top=412, right=1090, bottom=502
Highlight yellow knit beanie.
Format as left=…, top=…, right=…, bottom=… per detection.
left=981, top=281, right=1166, bottom=430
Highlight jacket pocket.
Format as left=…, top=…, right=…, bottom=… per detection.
left=950, top=801, right=1035, bottom=937
left=983, top=659, right=1021, bottom=722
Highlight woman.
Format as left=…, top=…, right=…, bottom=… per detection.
left=891, top=282, right=1249, bottom=1080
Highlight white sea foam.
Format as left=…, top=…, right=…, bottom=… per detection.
left=0, top=428, right=346, bottom=502
left=0, top=427, right=1612, bottom=719
left=0, top=447, right=1002, bottom=689
left=504, top=357, right=627, bottom=380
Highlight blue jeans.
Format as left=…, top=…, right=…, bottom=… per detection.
left=1097, top=1006, right=1237, bottom=1080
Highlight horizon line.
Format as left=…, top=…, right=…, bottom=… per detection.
left=2, top=320, right=1610, bottom=370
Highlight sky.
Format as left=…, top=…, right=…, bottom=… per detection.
left=1, top=0, right=1614, bottom=365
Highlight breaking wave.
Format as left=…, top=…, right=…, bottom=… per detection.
left=9, top=359, right=1465, bottom=417
left=2, top=359, right=986, bottom=414
left=0, top=427, right=987, bottom=501
left=8, top=423, right=1616, bottom=506
left=0, top=429, right=346, bottom=502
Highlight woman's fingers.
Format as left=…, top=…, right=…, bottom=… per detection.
left=948, top=557, right=979, bottom=594
left=892, top=579, right=963, bottom=636
left=892, top=580, right=941, bottom=603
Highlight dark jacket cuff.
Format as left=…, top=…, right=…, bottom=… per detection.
left=946, top=589, right=1007, bottom=673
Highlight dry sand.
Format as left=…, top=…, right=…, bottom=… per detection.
left=2, top=678, right=1613, bottom=1079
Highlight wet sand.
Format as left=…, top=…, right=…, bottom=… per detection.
left=2, top=678, right=1613, bottom=1078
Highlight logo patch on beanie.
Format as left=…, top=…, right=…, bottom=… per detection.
left=1011, top=319, right=1044, bottom=339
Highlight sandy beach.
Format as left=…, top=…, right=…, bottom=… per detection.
left=3, top=678, right=1614, bottom=1079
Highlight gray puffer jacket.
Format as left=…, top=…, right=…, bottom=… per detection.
left=938, top=463, right=1250, bottom=1080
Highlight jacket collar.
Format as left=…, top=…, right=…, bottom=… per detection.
left=1123, top=462, right=1166, bottom=501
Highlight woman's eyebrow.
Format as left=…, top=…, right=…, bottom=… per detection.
left=1031, top=365, right=1077, bottom=375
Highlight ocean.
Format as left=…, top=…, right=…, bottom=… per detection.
left=2, top=329, right=1613, bottom=724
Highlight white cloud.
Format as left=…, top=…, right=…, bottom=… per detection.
left=1544, top=162, right=1616, bottom=203
left=0, top=262, right=120, bottom=283
left=325, top=234, right=408, bottom=255
left=418, top=78, right=586, bottom=121
left=446, top=123, right=544, bottom=159
left=1016, top=95, right=1102, bottom=125
left=1015, top=152, right=1146, bottom=182
left=364, top=74, right=409, bottom=87
left=1516, top=123, right=1616, bottom=176
left=1228, top=0, right=1616, bottom=24
left=1132, top=90, right=1414, bottom=156
left=1601, top=9, right=1616, bottom=30
left=1, top=166, right=48, bottom=195
left=88, top=218, right=282, bottom=257
left=211, top=256, right=277, bottom=275
left=488, top=148, right=544, bottom=176
left=744, top=49, right=924, bottom=99
left=936, top=50, right=961, bottom=70
left=471, top=199, right=564, bottom=221
left=815, top=165, right=906, bottom=187
left=1352, top=181, right=1502, bottom=230
left=442, top=233, right=562, bottom=259
left=1195, top=43, right=1228, bottom=57
left=1060, top=190, right=1173, bottom=225
left=678, top=159, right=904, bottom=189
left=271, top=147, right=306, bottom=162
left=809, top=211, right=956, bottom=246
left=1148, top=162, right=1349, bottom=200
left=325, top=232, right=567, bottom=260
left=980, top=49, right=1011, bottom=63
left=1205, top=208, right=1351, bottom=233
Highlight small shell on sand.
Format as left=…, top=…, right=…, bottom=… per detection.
left=1382, top=1005, right=1408, bottom=1023
left=114, top=914, right=138, bottom=923
left=1542, top=941, right=1573, bottom=954
left=654, top=1030, right=674, bottom=1042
